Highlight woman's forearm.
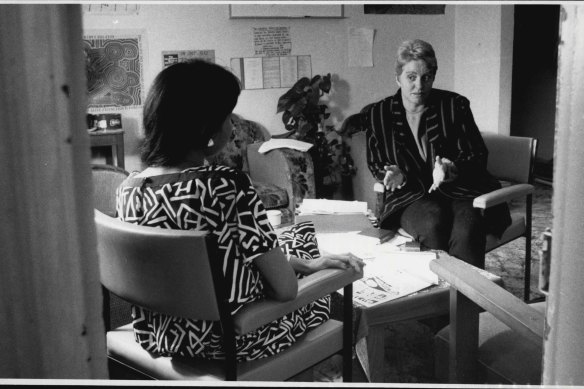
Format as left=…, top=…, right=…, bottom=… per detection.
left=288, top=255, right=315, bottom=275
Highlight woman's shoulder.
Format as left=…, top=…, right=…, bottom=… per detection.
left=430, top=88, right=470, bottom=105
left=363, top=92, right=401, bottom=115
left=373, top=91, right=400, bottom=107
left=119, top=165, right=246, bottom=188
left=183, top=164, right=246, bottom=181
left=189, top=165, right=253, bottom=190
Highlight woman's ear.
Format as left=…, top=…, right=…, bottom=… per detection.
left=203, top=138, right=221, bottom=158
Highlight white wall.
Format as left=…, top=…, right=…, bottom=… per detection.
left=454, top=5, right=514, bottom=135
left=83, top=4, right=509, bottom=172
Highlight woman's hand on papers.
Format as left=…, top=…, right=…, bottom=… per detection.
left=319, top=253, right=366, bottom=273
left=289, top=252, right=365, bottom=275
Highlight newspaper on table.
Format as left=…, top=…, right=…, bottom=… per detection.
left=316, top=231, right=438, bottom=307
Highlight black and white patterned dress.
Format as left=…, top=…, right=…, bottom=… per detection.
left=115, top=165, right=330, bottom=361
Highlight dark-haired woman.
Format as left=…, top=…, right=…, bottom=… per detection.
left=364, top=39, right=511, bottom=268
left=116, top=60, right=364, bottom=361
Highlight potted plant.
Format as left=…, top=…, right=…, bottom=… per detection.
left=276, top=74, right=355, bottom=198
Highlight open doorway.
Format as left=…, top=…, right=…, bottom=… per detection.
left=510, top=4, right=560, bottom=186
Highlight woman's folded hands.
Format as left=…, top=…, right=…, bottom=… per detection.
left=429, top=156, right=459, bottom=193
left=289, top=252, right=366, bottom=276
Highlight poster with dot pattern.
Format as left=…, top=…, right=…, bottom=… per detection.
left=83, top=31, right=144, bottom=112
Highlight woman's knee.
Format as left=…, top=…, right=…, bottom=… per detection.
left=402, top=205, right=450, bottom=249
left=451, top=205, right=486, bottom=240
left=449, top=206, right=486, bottom=267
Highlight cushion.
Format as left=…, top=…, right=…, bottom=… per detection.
left=107, top=320, right=343, bottom=381
left=208, top=114, right=268, bottom=174
left=434, top=301, right=546, bottom=384
left=278, top=208, right=294, bottom=226
left=253, top=181, right=289, bottom=209
left=485, top=212, right=525, bottom=251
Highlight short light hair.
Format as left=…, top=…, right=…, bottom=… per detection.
left=395, top=39, right=438, bottom=76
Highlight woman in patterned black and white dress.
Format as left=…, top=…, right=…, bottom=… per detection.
left=116, top=60, right=364, bottom=361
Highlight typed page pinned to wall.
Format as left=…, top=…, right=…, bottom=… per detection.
left=230, top=55, right=312, bottom=90
left=348, top=27, right=374, bottom=67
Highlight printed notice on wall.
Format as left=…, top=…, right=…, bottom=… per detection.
left=348, top=27, right=375, bottom=67
left=231, top=55, right=311, bottom=90
left=83, top=3, right=140, bottom=15
left=253, top=26, right=292, bottom=56
left=162, top=50, right=215, bottom=68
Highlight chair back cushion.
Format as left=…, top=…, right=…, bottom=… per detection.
left=252, top=181, right=289, bottom=209
left=91, top=164, right=129, bottom=217
left=347, top=131, right=378, bottom=211
left=94, top=210, right=221, bottom=321
left=208, top=114, right=270, bottom=174
left=482, top=132, right=537, bottom=184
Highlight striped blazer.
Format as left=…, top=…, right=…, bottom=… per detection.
left=364, top=88, right=510, bottom=234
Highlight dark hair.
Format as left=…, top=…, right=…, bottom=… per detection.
left=141, top=60, right=241, bottom=166
left=395, top=39, right=438, bottom=76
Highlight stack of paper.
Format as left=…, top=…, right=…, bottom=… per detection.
left=298, top=199, right=368, bottom=215
left=257, top=138, right=313, bottom=154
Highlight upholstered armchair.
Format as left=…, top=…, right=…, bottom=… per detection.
left=347, top=128, right=537, bottom=301
left=208, top=114, right=315, bottom=225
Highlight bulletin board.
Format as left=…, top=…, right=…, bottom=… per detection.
left=229, top=4, right=344, bottom=18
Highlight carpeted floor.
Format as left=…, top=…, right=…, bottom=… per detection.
left=311, top=182, right=553, bottom=383
left=485, top=182, right=552, bottom=301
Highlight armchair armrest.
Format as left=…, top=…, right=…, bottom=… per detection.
left=473, top=183, right=534, bottom=209
left=233, top=267, right=362, bottom=335
left=430, top=255, right=544, bottom=345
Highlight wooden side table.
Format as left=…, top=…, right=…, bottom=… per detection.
left=89, top=129, right=125, bottom=169
left=294, top=213, right=502, bottom=382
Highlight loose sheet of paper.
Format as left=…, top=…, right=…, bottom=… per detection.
left=162, top=50, right=215, bottom=68
left=258, top=138, right=313, bottom=153
left=297, top=55, right=312, bottom=79
left=262, top=57, right=281, bottom=89
left=242, top=57, right=263, bottom=89
left=279, top=56, right=298, bottom=87
left=230, top=55, right=312, bottom=90
left=348, top=27, right=374, bottom=67
left=253, top=26, right=292, bottom=57
left=298, top=199, right=368, bottom=215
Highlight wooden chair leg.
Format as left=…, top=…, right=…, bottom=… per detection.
left=102, top=286, right=111, bottom=332
left=343, top=283, right=353, bottom=382
left=449, top=289, right=480, bottom=383
left=524, top=194, right=533, bottom=301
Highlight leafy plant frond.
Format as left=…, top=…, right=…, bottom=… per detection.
left=275, top=72, right=354, bottom=197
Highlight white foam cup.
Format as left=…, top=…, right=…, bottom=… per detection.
left=266, top=209, right=282, bottom=226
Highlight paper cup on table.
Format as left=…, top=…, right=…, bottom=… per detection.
left=266, top=210, right=282, bottom=227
